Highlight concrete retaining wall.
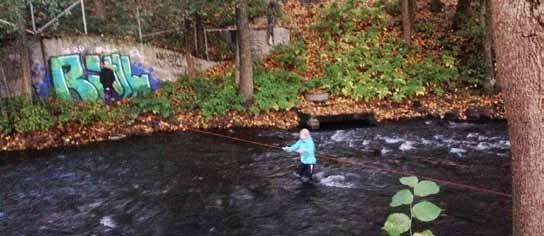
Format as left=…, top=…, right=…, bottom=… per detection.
left=4, top=27, right=289, bottom=100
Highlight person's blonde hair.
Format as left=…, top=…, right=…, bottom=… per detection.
left=300, top=128, right=310, bottom=138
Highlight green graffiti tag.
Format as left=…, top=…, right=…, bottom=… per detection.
left=50, top=54, right=154, bottom=101
left=50, top=55, right=98, bottom=101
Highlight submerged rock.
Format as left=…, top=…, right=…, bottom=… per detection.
left=444, top=109, right=461, bottom=121
left=231, top=188, right=255, bottom=201
left=465, top=107, right=481, bottom=122
left=450, top=148, right=467, bottom=157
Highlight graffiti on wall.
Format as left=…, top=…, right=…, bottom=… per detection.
left=155, top=51, right=185, bottom=67
left=31, top=62, right=51, bottom=99
left=49, top=54, right=160, bottom=101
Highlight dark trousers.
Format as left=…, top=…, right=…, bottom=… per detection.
left=297, top=163, right=314, bottom=179
left=103, top=87, right=120, bottom=105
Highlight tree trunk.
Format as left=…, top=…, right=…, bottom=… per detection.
left=0, top=65, right=10, bottom=98
left=19, top=39, right=32, bottom=97
left=235, top=7, right=241, bottom=88
left=452, top=0, right=472, bottom=30
left=408, top=0, right=416, bottom=26
left=195, top=13, right=206, bottom=58
left=267, top=0, right=279, bottom=46
left=16, top=7, right=32, bottom=97
left=430, top=0, right=444, bottom=13
left=401, top=0, right=412, bottom=43
left=490, top=1, right=544, bottom=235
left=237, top=0, right=254, bottom=106
left=480, top=0, right=495, bottom=92
left=184, top=16, right=197, bottom=76
left=92, top=0, right=107, bottom=20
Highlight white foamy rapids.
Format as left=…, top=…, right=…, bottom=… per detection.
left=467, top=133, right=497, bottom=142
left=331, top=130, right=349, bottom=142
left=319, top=175, right=356, bottom=188
left=420, top=138, right=436, bottom=145
left=362, top=140, right=371, bottom=146
left=375, top=135, right=405, bottom=144
left=100, top=216, right=117, bottom=228
left=450, top=148, right=467, bottom=157
left=399, top=141, right=416, bottom=151
left=381, top=148, right=392, bottom=155
left=474, top=140, right=511, bottom=150
left=434, top=135, right=478, bottom=146
left=448, top=122, right=474, bottom=128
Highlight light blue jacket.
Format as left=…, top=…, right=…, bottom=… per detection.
left=286, top=136, right=316, bottom=164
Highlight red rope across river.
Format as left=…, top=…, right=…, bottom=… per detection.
left=189, top=128, right=512, bottom=199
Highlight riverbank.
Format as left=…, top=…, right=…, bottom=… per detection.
left=0, top=92, right=504, bottom=152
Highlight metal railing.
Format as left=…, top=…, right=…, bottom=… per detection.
left=0, top=0, right=239, bottom=61
left=0, top=0, right=87, bottom=35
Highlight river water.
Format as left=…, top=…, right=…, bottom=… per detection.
left=0, top=119, right=512, bottom=235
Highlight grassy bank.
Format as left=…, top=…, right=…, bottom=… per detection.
left=0, top=0, right=502, bottom=151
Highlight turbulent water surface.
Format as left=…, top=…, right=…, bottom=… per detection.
left=0, top=120, right=512, bottom=235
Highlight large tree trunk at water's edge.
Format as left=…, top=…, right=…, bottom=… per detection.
left=237, top=0, right=254, bottom=106
left=491, top=1, right=544, bottom=235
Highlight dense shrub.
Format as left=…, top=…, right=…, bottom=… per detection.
left=0, top=97, right=53, bottom=133
left=309, top=1, right=458, bottom=102
left=13, top=102, right=53, bottom=133
left=271, top=39, right=307, bottom=73
left=376, top=0, right=401, bottom=16
left=251, top=68, right=303, bottom=114
left=176, top=75, right=245, bottom=118
left=453, top=23, right=488, bottom=88
left=177, top=75, right=222, bottom=110
left=131, top=92, right=173, bottom=119
left=51, top=100, right=111, bottom=125
left=108, top=105, right=133, bottom=124
left=314, top=0, right=386, bottom=39
left=0, top=111, right=11, bottom=134
left=175, top=67, right=303, bottom=116
left=200, top=83, right=245, bottom=118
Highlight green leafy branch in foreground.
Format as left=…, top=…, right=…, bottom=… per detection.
left=382, top=176, right=443, bottom=236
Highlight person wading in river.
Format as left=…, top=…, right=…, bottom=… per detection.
left=99, top=61, right=120, bottom=105
left=283, top=129, right=317, bottom=182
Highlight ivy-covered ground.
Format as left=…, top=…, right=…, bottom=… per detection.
left=0, top=0, right=505, bottom=151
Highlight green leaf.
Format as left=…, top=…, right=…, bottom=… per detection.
left=382, top=213, right=411, bottom=236
left=412, top=201, right=442, bottom=222
left=414, top=180, right=440, bottom=197
left=390, top=189, right=414, bottom=207
left=414, top=230, right=435, bottom=236
left=399, top=176, right=418, bottom=188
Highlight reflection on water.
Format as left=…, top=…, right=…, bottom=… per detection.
left=0, top=120, right=511, bottom=235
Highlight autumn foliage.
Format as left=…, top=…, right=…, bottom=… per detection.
left=0, top=0, right=504, bottom=151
